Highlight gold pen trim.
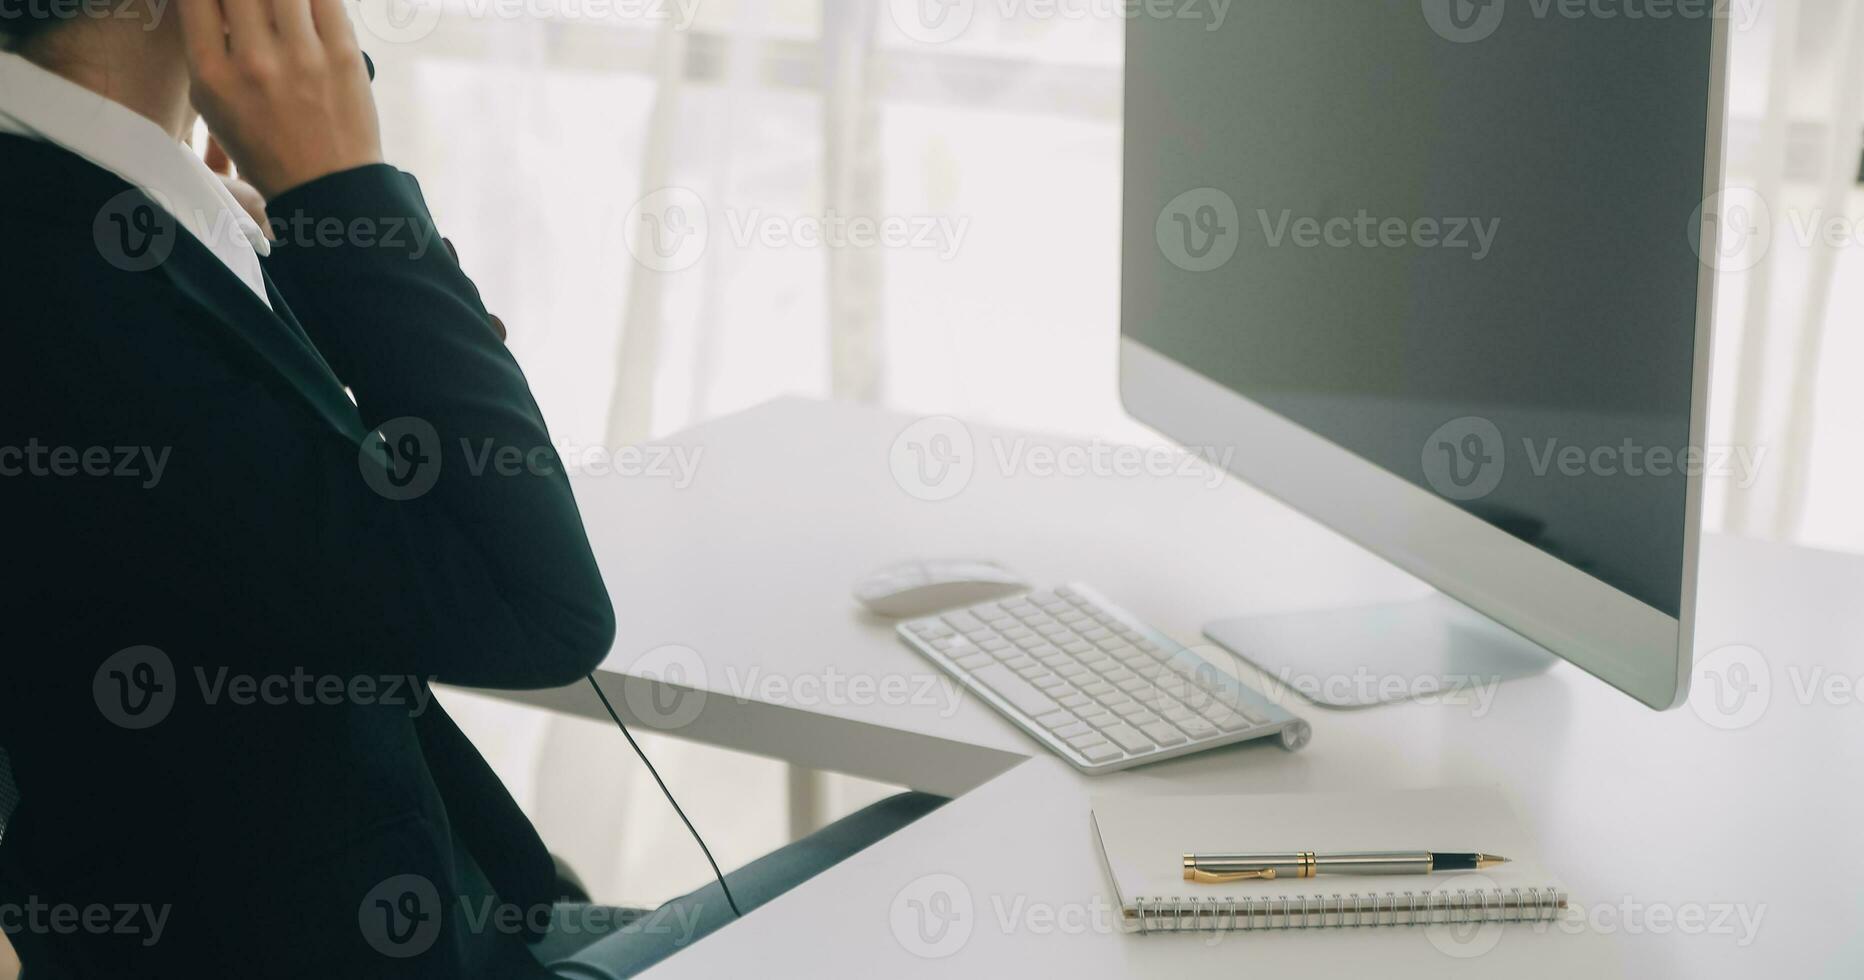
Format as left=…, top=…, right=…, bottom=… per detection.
left=1182, top=854, right=1280, bottom=883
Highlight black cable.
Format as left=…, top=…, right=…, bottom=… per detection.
left=586, top=676, right=743, bottom=919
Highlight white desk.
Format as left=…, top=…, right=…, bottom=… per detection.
left=496, top=398, right=1864, bottom=979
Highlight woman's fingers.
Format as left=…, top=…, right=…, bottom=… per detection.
left=269, top=0, right=319, bottom=51
left=174, top=0, right=228, bottom=73
left=309, top=0, right=359, bottom=49
left=219, top=0, right=276, bottom=63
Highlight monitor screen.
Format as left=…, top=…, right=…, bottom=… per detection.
left=1122, top=1, right=1717, bottom=617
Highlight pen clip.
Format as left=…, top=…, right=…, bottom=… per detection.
left=1185, top=868, right=1277, bottom=884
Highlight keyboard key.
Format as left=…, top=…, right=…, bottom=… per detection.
left=1197, top=705, right=1251, bottom=730
left=942, top=612, right=985, bottom=631
left=1031, top=674, right=1068, bottom=691
left=1034, top=710, right=1074, bottom=728
left=1176, top=718, right=1218, bottom=739
left=1058, top=693, right=1092, bottom=709
left=1064, top=731, right=1110, bottom=751
left=1014, top=664, right=1048, bottom=680
left=1080, top=743, right=1123, bottom=764
left=1103, top=724, right=1153, bottom=752
left=1111, top=702, right=1146, bottom=718
left=969, top=664, right=1059, bottom=717
left=1139, top=722, right=1187, bottom=747
left=1079, top=681, right=1114, bottom=698
left=954, top=652, right=992, bottom=670
left=1052, top=722, right=1090, bottom=739
left=1077, top=708, right=1115, bottom=727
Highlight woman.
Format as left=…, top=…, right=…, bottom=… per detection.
left=0, top=3, right=938, bottom=976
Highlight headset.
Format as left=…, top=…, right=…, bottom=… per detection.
left=587, top=676, right=742, bottom=919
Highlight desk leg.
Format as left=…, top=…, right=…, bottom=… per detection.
left=787, top=765, right=825, bottom=839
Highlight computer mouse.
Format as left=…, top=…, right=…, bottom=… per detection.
left=852, top=560, right=1031, bottom=619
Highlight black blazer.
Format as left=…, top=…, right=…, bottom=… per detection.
left=0, top=134, right=615, bottom=978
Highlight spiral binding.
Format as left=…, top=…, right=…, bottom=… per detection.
left=1131, top=887, right=1566, bottom=934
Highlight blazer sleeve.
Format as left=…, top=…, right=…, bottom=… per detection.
left=234, top=164, right=617, bottom=689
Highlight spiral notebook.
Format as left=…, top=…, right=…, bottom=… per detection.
left=1091, top=787, right=1567, bottom=934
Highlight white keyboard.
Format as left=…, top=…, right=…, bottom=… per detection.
left=898, top=584, right=1309, bottom=774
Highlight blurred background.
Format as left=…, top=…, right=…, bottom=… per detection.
left=3, top=8, right=1854, bottom=974
left=344, top=0, right=1864, bottom=914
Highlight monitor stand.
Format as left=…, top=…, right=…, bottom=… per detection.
left=1204, top=594, right=1557, bottom=709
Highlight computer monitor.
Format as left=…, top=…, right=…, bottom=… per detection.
left=1120, top=1, right=1728, bottom=709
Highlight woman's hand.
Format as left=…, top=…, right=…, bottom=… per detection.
left=177, top=0, right=383, bottom=199
left=204, top=137, right=275, bottom=238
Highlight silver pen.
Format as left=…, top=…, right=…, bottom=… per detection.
left=1182, top=851, right=1509, bottom=883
